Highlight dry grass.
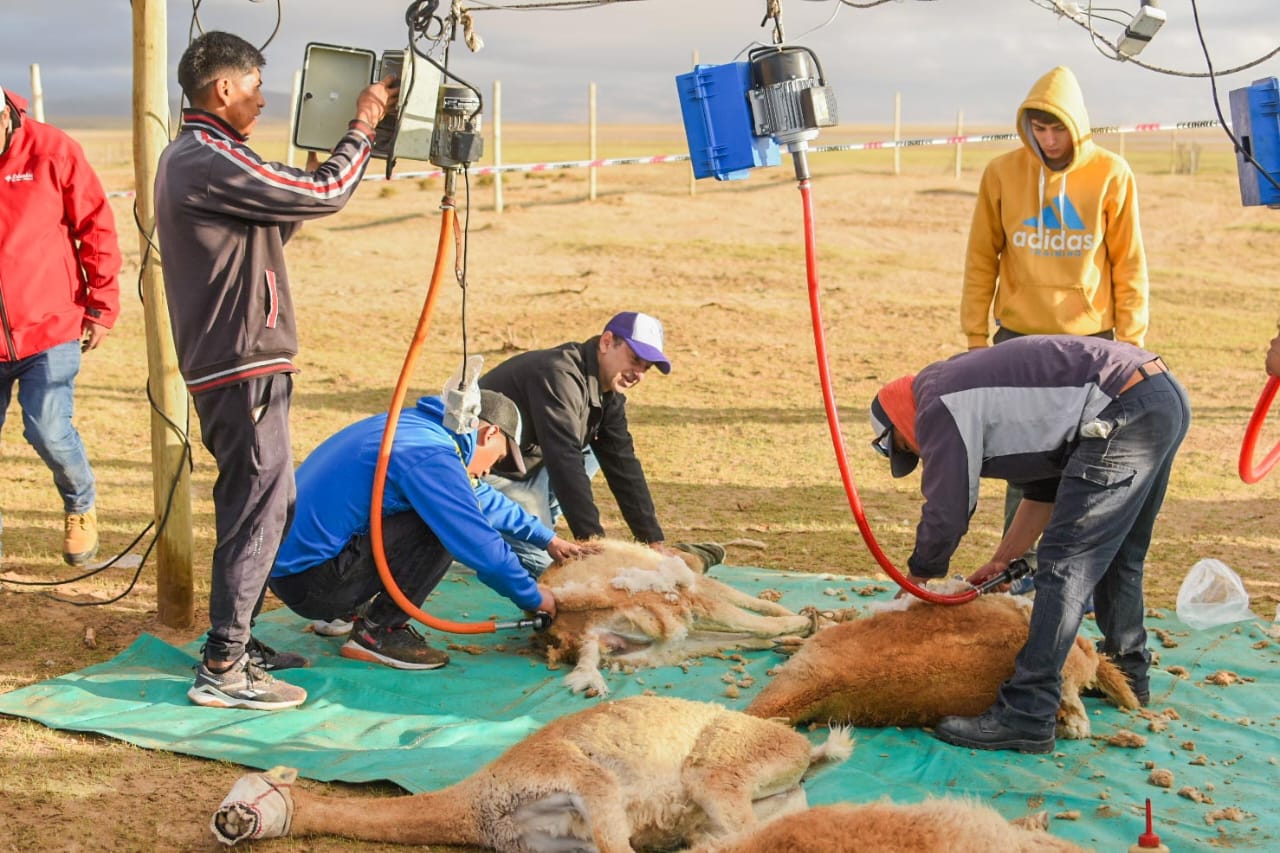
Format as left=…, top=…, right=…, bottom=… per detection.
left=1, top=121, right=1278, bottom=849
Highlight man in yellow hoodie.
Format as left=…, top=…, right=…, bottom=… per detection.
left=960, top=65, right=1149, bottom=594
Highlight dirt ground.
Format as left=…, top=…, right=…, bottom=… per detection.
left=2, top=123, right=1279, bottom=851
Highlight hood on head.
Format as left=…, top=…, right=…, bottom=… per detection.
left=1016, top=65, right=1092, bottom=171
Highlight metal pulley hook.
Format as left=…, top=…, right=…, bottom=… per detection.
left=452, top=0, right=484, bottom=52
left=761, top=0, right=785, bottom=45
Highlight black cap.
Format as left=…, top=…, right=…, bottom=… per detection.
left=478, top=389, right=526, bottom=474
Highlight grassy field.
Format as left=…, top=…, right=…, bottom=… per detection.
left=1, top=121, right=1278, bottom=850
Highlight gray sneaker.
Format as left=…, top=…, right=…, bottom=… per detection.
left=340, top=621, right=449, bottom=670
left=188, top=654, right=307, bottom=710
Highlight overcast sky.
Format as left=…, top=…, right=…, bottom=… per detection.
left=2, top=1, right=1277, bottom=130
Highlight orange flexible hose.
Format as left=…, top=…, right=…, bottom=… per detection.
left=1239, top=376, right=1280, bottom=484
left=368, top=194, right=499, bottom=634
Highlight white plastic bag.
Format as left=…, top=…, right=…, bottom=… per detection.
left=1175, top=558, right=1256, bottom=630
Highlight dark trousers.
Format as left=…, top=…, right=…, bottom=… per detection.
left=192, top=374, right=295, bottom=663
left=995, top=372, right=1190, bottom=733
left=269, top=512, right=452, bottom=629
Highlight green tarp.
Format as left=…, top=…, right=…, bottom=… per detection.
left=1, top=566, right=1276, bottom=850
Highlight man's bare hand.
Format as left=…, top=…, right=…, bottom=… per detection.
left=80, top=319, right=110, bottom=352
left=354, top=75, right=399, bottom=127
left=545, top=536, right=596, bottom=564
left=966, top=560, right=1011, bottom=592
left=1266, top=332, right=1280, bottom=378
left=894, top=574, right=933, bottom=599
left=533, top=584, right=557, bottom=621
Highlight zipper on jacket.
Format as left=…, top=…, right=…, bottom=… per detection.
left=0, top=283, right=19, bottom=360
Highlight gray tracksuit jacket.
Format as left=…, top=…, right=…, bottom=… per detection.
left=155, top=109, right=372, bottom=394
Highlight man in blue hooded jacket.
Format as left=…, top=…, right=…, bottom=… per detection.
left=265, top=390, right=585, bottom=676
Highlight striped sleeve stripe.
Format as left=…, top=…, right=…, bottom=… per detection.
left=194, top=130, right=370, bottom=200
left=186, top=358, right=296, bottom=394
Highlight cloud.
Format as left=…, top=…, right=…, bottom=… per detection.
left=2, top=0, right=1276, bottom=129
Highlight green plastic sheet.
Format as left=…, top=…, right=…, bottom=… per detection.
left=2, top=566, right=1276, bottom=850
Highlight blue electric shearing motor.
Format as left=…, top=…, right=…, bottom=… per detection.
left=1230, top=77, right=1280, bottom=208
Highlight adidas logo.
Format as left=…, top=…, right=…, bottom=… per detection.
left=4, top=172, right=34, bottom=183
left=1011, top=195, right=1096, bottom=253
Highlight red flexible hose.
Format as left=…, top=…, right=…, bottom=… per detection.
left=368, top=195, right=499, bottom=634
left=1239, top=376, right=1280, bottom=484
left=799, top=179, right=975, bottom=605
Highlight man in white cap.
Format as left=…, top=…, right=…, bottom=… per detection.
left=0, top=84, right=120, bottom=567
left=479, top=312, right=721, bottom=575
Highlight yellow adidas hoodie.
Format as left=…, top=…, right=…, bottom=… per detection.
left=961, top=66, right=1148, bottom=348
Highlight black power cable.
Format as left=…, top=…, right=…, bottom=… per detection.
left=1188, top=0, right=1280, bottom=197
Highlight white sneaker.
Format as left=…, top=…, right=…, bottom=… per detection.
left=310, top=618, right=353, bottom=637
left=211, top=766, right=297, bottom=845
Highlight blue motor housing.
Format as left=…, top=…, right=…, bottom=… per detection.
left=1230, top=77, right=1280, bottom=207
left=676, top=62, right=780, bottom=181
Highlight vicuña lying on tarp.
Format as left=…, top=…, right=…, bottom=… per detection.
left=537, top=540, right=817, bottom=696
left=211, top=695, right=852, bottom=852
left=687, top=799, right=1089, bottom=853
left=746, top=592, right=1138, bottom=739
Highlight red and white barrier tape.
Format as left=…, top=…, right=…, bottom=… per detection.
left=104, top=118, right=1223, bottom=199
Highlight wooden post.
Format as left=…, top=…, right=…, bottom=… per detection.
left=893, top=92, right=901, bottom=176
left=689, top=50, right=698, bottom=197
left=29, top=63, right=45, bottom=123
left=493, top=79, right=504, bottom=214
left=588, top=82, right=598, bottom=201
left=132, top=0, right=194, bottom=629
left=954, top=109, right=964, bottom=180
left=286, top=68, right=302, bottom=167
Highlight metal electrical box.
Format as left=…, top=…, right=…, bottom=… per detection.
left=1230, top=77, right=1280, bottom=208
left=294, top=43, right=376, bottom=153
left=294, top=42, right=443, bottom=163
left=381, top=48, right=443, bottom=163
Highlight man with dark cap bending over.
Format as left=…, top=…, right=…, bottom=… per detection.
left=869, top=335, right=1189, bottom=752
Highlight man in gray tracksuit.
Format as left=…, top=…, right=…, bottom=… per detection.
left=869, top=335, right=1190, bottom=752
left=155, top=31, right=395, bottom=710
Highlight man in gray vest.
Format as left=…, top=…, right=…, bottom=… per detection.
left=869, top=336, right=1188, bottom=752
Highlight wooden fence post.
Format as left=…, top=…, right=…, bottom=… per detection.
left=588, top=82, right=598, bottom=201
left=493, top=79, right=504, bottom=214
left=29, top=63, right=45, bottom=123
left=132, top=0, right=195, bottom=628
left=954, top=109, right=964, bottom=179
left=893, top=92, right=901, bottom=176
left=287, top=69, right=302, bottom=167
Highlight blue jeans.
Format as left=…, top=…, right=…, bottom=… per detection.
left=483, top=448, right=600, bottom=577
left=994, top=372, right=1191, bottom=735
left=0, top=341, right=96, bottom=526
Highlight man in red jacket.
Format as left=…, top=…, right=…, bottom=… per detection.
left=0, top=85, right=120, bottom=566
